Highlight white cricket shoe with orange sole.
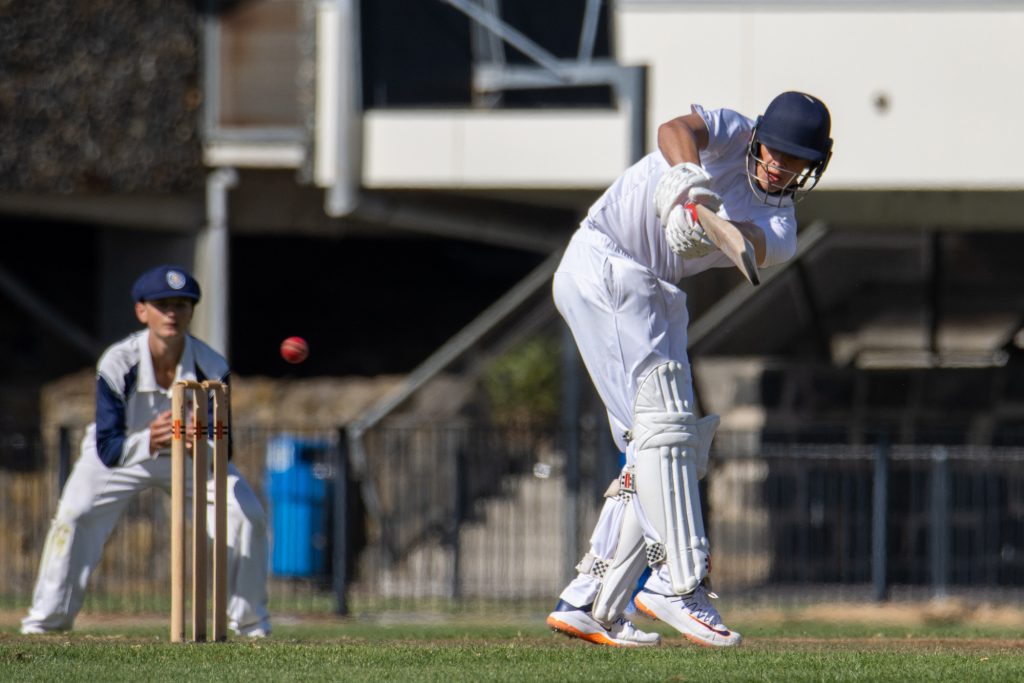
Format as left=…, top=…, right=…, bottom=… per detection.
left=633, top=586, right=741, bottom=648
left=547, top=601, right=661, bottom=648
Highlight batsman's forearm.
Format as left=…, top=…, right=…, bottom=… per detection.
left=657, top=113, right=707, bottom=167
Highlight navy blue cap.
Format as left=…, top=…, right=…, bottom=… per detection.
left=131, top=265, right=201, bottom=303
left=756, top=91, right=833, bottom=163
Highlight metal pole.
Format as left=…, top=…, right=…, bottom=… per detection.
left=871, top=435, right=889, bottom=602
left=929, top=446, right=950, bottom=598
left=334, top=428, right=350, bottom=616
left=193, top=167, right=237, bottom=357
left=317, top=0, right=362, bottom=216
left=617, top=66, right=648, bottom=164
left=577, top=0, right=602, bottom=63
left=927, top=232, right=942, bottom=360
left=562, top=324, right=581, bottom=582
left=451, top=445, right=465, bottom=601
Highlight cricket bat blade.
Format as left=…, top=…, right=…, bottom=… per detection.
left=694, top=204, right=761, bottom=286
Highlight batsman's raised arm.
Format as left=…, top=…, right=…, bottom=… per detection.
left=656, top=111, right=709, bottom=167
left=653, top=111, right=726, bottom=262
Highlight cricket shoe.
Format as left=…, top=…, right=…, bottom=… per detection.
left=633, top=585, right=741, bottom=648
left=237, top=619, right=272, bottom=638
left=20, top=623, right=65, bottom=635
left=547, top=600, right=661, bottom=648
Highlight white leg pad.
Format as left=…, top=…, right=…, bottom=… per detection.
left=632, top=361, right=709, bottom=595
left=590, top=498, right=648, bottom=625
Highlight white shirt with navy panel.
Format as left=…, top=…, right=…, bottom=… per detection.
left=583, top=105, right=798, bottom=283
left=87, top=330, right=229, bottom=468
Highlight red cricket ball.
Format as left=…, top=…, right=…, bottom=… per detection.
left=280, top=336, right=309, bottom=364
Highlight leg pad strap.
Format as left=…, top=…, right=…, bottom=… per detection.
left=575, top=553, right=611, bottom=580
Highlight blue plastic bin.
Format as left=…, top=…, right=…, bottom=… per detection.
left=265, top=436, right=331, bottom=577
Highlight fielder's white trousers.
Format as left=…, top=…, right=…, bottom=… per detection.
left=22, top=446, right=271, bottom=634
left=552, top=226, right=693, bottom=608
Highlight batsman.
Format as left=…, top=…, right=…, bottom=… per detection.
left=547, top=92, right=833, bottom=647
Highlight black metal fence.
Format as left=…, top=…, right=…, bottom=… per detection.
left=3, top=422, right=1024, bottom=619
left=708, top=435, right=1024, bottom=605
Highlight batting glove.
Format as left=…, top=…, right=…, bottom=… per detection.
left=664, top=202, right=716, bottom=259
left=688, top=186, right=723, bottom=214
left=653, top=162, right=713, bottom=224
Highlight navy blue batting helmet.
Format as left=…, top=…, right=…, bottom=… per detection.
left=756, top=91, right=833, bottom=163
left=747, top=91, right=833, bottom=204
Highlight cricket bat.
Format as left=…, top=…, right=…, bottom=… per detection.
left=694, top=204, right=761, bottom=286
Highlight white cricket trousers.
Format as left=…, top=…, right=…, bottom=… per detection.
left=552, top=226, right=695, bottom=607
left=22, top=446, right=271, bottom=634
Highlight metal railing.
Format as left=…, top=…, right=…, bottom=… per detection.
left=3, top=423, right=1024, bottom=618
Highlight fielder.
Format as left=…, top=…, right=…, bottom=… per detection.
left=547, top=92, right=833, bottom=647
left=22, top=265, right=272, bottom=637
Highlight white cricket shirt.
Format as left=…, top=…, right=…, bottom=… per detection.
left=583, top=105, right=798, bottom=283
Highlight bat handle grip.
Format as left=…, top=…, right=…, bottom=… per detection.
left=683, top=202, right=701, bottom=227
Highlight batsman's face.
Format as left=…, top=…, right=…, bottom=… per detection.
left=135, top=297, right=194, bottom=339
left=755, top=144, right=811, bottom=194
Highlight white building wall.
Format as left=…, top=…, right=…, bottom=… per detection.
left=363, top=110, right=631, bottom=188
left=618, top=2, right=1024, bottom=190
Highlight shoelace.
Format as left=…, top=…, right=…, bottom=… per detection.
left=680, top=587, right=723, bottom=625
left=613, top=617, right=640, bottom=636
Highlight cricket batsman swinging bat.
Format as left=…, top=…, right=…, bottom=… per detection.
left=694, top=204, right=761, bottom=286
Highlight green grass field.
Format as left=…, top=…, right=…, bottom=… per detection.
left=3, top=615, right=1023, bottom=682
